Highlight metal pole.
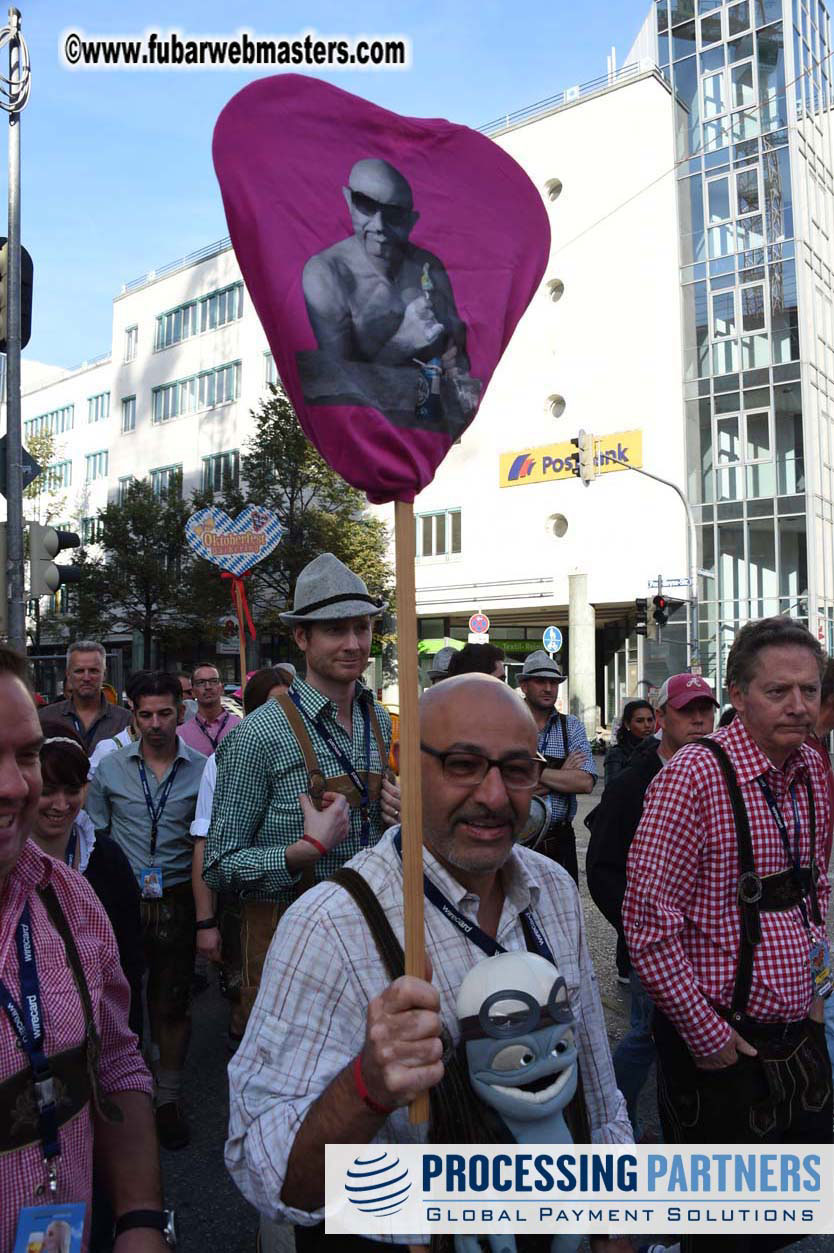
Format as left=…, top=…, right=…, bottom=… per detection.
left=5, top=6, right=23, bottom=650
left=620, top=462, right=700, bottom=670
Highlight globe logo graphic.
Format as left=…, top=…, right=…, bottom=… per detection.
left=345, top=1150, right=412, bottom=1216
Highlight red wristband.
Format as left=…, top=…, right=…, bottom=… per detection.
left=302, top=833, right=327, bottom=856
left=352, top=1054, right=393, bottom=1116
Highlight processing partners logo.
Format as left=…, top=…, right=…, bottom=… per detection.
left=326, top=1145, right=834, bottom=1238
left=345, top=1150, right=412, bottom=1217
left=507, top=453, right=536, bottom=481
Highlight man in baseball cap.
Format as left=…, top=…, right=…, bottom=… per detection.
left=204, top=553, right=400, bottom=1025
left=654, top=672, right=720, bottom=712
left=518, top=649, right=596, bottom=883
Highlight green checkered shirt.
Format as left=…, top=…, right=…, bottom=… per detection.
left=203, top=677, right=391, bottom=902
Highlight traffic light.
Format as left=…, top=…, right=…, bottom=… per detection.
left=570, top=429, right=596, bottom=486
left=28, top=523, right=81, bottom=598
left=635, top=597, right=648, bottom=636
left=652, top=594, right=669, bottom=627
left=0, top=237, right=34, bottom=352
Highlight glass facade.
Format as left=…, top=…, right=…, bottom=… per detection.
left=658, top=0, right=834, bottom=688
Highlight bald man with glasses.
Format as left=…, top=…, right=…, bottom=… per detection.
left=298, top=158, right=481, bottom=437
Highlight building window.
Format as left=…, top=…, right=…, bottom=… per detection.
left=82, top=516, right=104, bottom=545
left=416, top=508, right=462, bottom=559
left=155, top=300, right=199, bottom=351
left=202, top=449, right=240, bottom=494
left=117, top=476, right=132, bottom=505
left=151, top=361, right=241, bottom=423
left=121, top=395, right=136, bottom=433
left=124, top=324, right=138, bottom=362
left=200, top=282, right=244, bottom=332
left=45, top=460, right=72, bottom=492
left=85, top=450, right=109, bottom=482
left=24, top=404, right=74, bottom=441
left=87, top=392, right=110, bottom=424
left=150, top=464, right=182, bottom=498
left=264, top=351, right=277, bottom=386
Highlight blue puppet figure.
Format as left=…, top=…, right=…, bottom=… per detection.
left=453, top=951, right=582, bottom=1253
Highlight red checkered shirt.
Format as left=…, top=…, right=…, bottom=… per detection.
left=623, top=717, right=832, bottom=1057
left=1, top=840, right=152, bottom=1252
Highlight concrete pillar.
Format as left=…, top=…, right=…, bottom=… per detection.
left=568, top=571, right=597, bottom=738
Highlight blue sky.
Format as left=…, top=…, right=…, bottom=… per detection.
left=12, top=1, right=646, bottom=366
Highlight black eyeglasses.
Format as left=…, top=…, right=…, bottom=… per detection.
left=420, top=743, right=545, bottom=791
left=193, top=678, right=221, bottom=688
left=349, top=189, right=411, bottom=228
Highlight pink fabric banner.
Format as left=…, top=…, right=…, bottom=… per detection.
left=213, top=74, right=550, bottom=503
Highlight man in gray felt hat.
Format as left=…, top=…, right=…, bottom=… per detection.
left=204, top=553, right=400, bottom=1021
left=518, top=649, right=596, bottom=884
left=427, top=644, right=457, bottom=685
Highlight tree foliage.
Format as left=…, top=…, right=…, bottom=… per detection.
left=69, top=476, right=228, bottom=666
left=218, top=385, right=394, bottom=637
left=64, top=388, right=393, bottom=666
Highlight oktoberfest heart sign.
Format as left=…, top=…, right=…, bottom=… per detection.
left=185, top=506, right=283, bottom=575
left=213, top=74, right=551, bottom=504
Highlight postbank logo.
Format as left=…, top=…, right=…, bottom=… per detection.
left=507, top=453, right=536, bottom=481
left=499, top=429, right=643, bottom=488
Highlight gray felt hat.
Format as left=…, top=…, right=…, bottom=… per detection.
left=521, top=650, right=566, bottom=681
left=279, top=553, right=386, bottom=624
left=428, top=645, right=457, bottom=678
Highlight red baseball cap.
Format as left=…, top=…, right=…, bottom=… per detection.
left=656, top=673, right=719, bottom=710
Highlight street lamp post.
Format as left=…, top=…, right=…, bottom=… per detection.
left=620, top=462, right=700, bottom=671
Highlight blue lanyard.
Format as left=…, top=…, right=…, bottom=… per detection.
left=757, top=776, right=810, bottom=927
left=290, top=688, right=373, bottom=846
left=0, top=905, right=61, bottom=1172
left=65, top=825, right=78, bottom=867
left=392, top=831, right=555, bottom=963
left=195, top=711, right=230, bottom=752
left=138, top=758, right=182, bottom=858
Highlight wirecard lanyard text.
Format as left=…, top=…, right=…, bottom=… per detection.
left=0, top=905, right=61, bottom=1192
left=392, top=831, right=554, bottom=962
left=138, top=759, right=182, bottom=858
left=757, top=777, right=810, bottom=928
left=195, top=711, right=230, bottom=752
left=290, top=688, right=372, bottom=845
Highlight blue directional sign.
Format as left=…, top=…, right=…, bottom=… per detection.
left=543, top=625, right=563, bottom=654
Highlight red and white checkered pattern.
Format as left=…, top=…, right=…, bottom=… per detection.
left=1, top=841, right=152, bottom=1251
left=623, top=716, right=832, bottom=1057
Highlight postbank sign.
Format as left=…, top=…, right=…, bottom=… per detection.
left=499, top=429, right=643, bottom=488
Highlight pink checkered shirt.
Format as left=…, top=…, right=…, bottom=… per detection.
left=623, top=717, right=832, bottom=1057
left=1, top=840, right=152, bottom=1251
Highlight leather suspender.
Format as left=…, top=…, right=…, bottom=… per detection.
left=37, top=885, right=123, bottom=1124
left=274, top=692, right=387, bottom=809
left=697, top=738, right=821, bottom=1023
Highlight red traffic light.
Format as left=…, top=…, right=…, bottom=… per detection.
left=652, top=595, right=667, bottom=609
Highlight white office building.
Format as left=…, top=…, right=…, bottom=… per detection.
left=17, top=0, right=834, bottom=722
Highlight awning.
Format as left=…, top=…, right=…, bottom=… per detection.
left=417, top=637, right=465, bottom=655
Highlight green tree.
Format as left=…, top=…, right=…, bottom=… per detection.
left=70, top=476, right=228, bottom=666
left=218, top=385, right=394, bottom=639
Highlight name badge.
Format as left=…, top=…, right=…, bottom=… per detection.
left=14, top=1202, right=86, bottom=1253
left=140, top=866, right=164, bottom=899
left=810, top=936, right=833, bottom=999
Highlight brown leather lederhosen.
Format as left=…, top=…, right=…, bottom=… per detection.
left=238, top=693, right=389, bottom=1021
left=0, top=885, right=121, bottom=1157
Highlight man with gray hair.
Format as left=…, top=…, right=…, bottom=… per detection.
left=39, top=638, right=131, bottom=751
left=624, top=618, right=832, bottom=1225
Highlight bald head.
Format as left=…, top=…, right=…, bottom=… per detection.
left=348, top=158, right=414, bottom=210
left=419, top=675, right=539, bottom=884
left=421, top=672, right=536, bottom=744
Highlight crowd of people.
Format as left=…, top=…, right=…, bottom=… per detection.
left=0, top=551, right=832, bottom=1253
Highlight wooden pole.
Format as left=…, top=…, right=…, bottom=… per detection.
left=235, top=580, right=248, bottom=694
left=394, top=498, right=428, bottom=1125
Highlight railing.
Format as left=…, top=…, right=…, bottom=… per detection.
left=121, top=235, right=233, bottom=295
left=63, top=350, right=111, bottom=374
left=479, top=60, right=656, bottom=135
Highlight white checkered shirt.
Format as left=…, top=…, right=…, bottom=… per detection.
left=226, top=830, right=631, bottom=1238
